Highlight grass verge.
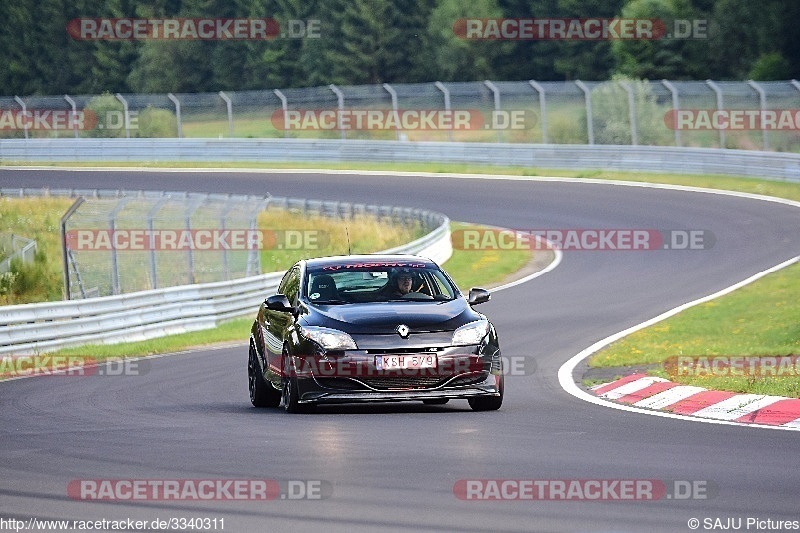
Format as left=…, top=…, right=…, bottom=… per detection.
left=588, top=261, right=800, bottom=398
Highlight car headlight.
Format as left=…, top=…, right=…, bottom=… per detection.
left=452, top=319, right=490, bottom=346
left=299, top=326, right=358, bottom=350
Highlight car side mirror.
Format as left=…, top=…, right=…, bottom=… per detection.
left=468, top=288, right=491, bottom=305
left=266, top=294, right=295, bottom=313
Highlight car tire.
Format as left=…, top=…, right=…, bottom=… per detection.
left=422, top=399, right=449, bottom=405
left=249, top=341, right=281, bottom=408
left=282, top=351, right=315, bottom=414
left=468, top=370, right=504, bottom=411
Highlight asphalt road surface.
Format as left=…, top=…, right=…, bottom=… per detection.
left=1, top=168, right=799, bottom=532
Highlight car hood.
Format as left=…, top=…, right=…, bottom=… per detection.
left=303, top=299, right=480, bottom=334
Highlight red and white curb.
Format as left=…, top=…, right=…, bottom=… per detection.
left=591, top=374, right=800, bottom=428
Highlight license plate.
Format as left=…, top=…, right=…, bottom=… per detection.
left=375, top=354, right=437, bottom=370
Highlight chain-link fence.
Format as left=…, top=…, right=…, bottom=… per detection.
left=3, top=80, right=799, bottom=151
left=0, top=234, right=37, bottom=274
left=61, top=191, right=268, bottom=299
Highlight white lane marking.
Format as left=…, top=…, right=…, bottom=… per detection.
left=783, top=417, right=800, bottom=429
left=599, top=376, right=669, bottom=400
left=558, top=255, right=800, bottom=431
left=691, top=395, right=783, bottom=420
left=633, top=385, right=706, bottom=410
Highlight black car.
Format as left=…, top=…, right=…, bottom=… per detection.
left=248, top=254, right=503, bottom=413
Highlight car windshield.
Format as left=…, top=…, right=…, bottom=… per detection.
left=305, top=262, right=458, bottom=304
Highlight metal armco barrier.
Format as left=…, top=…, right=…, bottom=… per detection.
left=0, top=190, right=451, bottom=356
left=1, top=138, right=799, bottom=181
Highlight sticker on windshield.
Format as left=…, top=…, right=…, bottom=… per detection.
left=310, top=292, right=320, bottom=300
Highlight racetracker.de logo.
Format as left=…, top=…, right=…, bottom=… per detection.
left=270, top=109, right=535, bottom=131
left=451, top=229, right=715, bottom=251
left=67, top=479, right=332, bottom=500
left=65, top=229, right=326, bottom=251
left=453, top=18, right=707, bottom=40
left=0, top=109, right=97, bottom=131
left=68, top=18, right=281, bottom=40
left=664, top=109, right=800, bottom=130
left=454, top=479, right=715, bottom=500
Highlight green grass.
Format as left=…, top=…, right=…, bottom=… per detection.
left=445, top=222, right=533, bottom=290
left=38, top=221, right=538, bottom=362
left=589, top=261, right=800, bottom=397
left=0, top=197, right=74, bottom=303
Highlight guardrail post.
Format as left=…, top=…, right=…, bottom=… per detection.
left=435, top=81, right=453, bottom=142
left=383, top=83, right=400, bottom=140
left=528, top=80, right=548, bottom=144
left=329, top=84, right=346, bottom=140
left=167, top=93, right=182, bottom=138
left=574, top=80, right=594, bottom=145
left=219, top=91, right=234, bottom=138
left=13, top=97, right=29, bottom=140
left=661, top=80, right=681, bottom=147
left=274, top=89, right=288, bottom=138
left=64, top=95, right=79, bottom=139
left=747, top=80, right=768, bottom=150
left=620, top=81, right=638, bottom=146
left=114, top=93, right=131, bottom=139
left=705, top=80, right=725, bottom=149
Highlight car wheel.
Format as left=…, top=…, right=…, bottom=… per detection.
left=249, top=341, right=280, bottom=408
left=468, top=370, right=504, bottom=411
left=282, top=351, right=315, bottom=414
left=422, top=399, right=449, bottom=405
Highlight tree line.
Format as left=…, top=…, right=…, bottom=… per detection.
left=1, top=0, right=797, bottom=96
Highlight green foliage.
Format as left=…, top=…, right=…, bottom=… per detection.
left=0, top=0, right=798, bottom=96
left=749, top=53, right=792, bottom=81
left=136, top=107, right=179, bottom=138
left=83, top=93, right=126, bottom=138
left=590, top=77, right=672, bottom=145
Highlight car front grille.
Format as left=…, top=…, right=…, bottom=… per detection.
left=358, top=375, right=444, bottom=390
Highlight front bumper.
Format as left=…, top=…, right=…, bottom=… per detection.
left=289, top=344, right=502, bottom=405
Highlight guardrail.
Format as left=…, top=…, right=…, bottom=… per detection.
left=0, top=190, right=451, bottom=356
left=2, top=138, right=799, bottom=181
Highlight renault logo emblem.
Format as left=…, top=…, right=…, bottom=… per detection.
left=396, top=324, right=410, bottom=338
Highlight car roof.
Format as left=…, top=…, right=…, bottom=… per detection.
left=303, top=254, right=438, bottom=270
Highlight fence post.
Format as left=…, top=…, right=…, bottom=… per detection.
left=574, top=80, right=594, bottom=145
left=13, top=97, right=29, bottom=140
left=661, top=79, right=681, bottom=147
left=274, top=89, right=288, bottom=138
left=747, top=80, right=768, bottom=150
left=329, top=84, right=346, bottom=140
left=219, top=91, right=234, bottom=138
left=114, top=93, right=131, bottom=138
left=434, top=81, right=452, bottom=142
left=382, top=83, right=400, bottom=141
left=64, top=95, right=79, bottom=139
left=167, top=93, right=182, bottom=138
left=484, top=80, right=502, bottom=143
left=620, top=81, right=638, bottom=146
left=147, top=195, right=171, bottom=289
left=528, top=80, right=548, bottom=144
left=705, top=80, right=725, bottom=149
left=108, top=196, right=134, bottom=295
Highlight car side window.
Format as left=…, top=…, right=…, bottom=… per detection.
left=281, top=266, right=301, bottom=305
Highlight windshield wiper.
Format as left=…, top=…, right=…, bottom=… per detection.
left=312, top=299, right=349, bottom=305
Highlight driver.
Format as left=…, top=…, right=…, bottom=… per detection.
left=384, top=269, right=414, bottom=298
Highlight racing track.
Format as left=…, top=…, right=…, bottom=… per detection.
left=1, top=168, right=799, bottom=533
